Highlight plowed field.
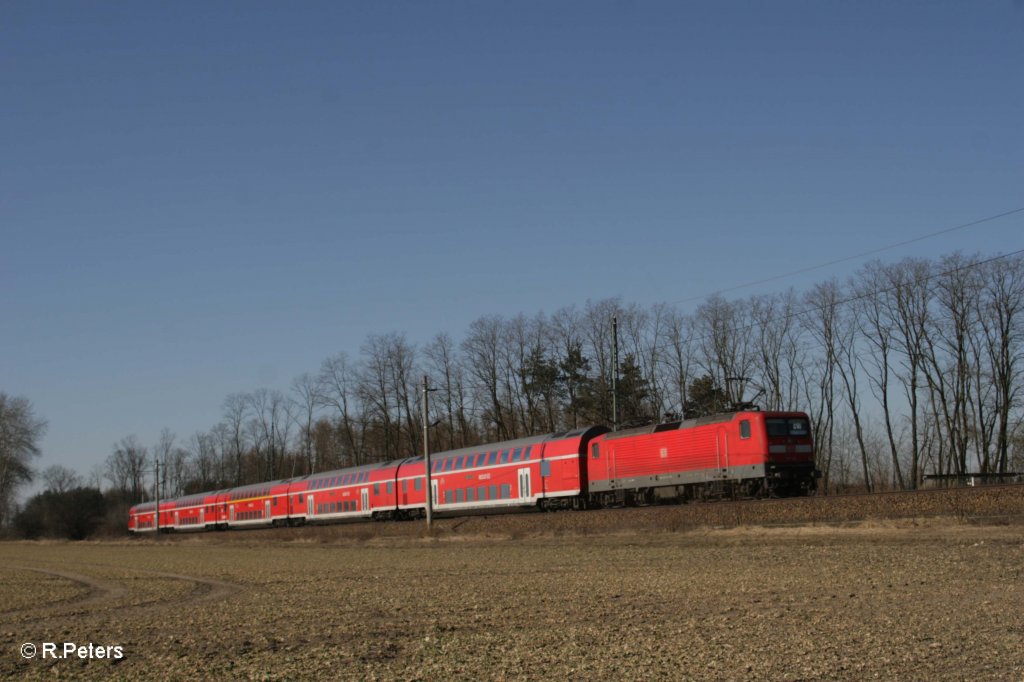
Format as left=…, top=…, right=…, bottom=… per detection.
left=4, top=510, right=1024, bottom=680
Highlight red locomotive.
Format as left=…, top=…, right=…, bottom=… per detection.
left=128, top=410, right=817, bottom=533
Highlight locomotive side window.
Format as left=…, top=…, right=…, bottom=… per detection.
left=739, top=420, right=751, bottom=439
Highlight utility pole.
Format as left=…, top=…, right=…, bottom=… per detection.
left=154, top=459, right=161, bottom=535
left=422, top=375, right=434, bottom=529
left=612, top=316, right=620, bottom=431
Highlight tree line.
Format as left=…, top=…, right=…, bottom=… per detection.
left=5, top=249, right=1023, bottom=535
left=98, top=250, right=1023, bottom=503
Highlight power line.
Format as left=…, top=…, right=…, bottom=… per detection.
left=674, top=205, right=1024, bottom=305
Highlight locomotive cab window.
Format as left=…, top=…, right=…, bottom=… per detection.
left=739, top=420, right=751, bottom=439
left=766, top=418, right=811, bottom=437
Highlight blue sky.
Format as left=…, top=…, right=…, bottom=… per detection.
left=3, top=2, right=1023, bottom=480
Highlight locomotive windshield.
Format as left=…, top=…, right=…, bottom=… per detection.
left=766, top=418, right=810, bottom=437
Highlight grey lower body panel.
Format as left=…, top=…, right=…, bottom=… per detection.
left=590, top=464, right=768, bottom=493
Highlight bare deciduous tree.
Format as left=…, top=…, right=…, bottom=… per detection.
left=316, top=352, right=364, bottom=467
left=424, top=333, right=472, bottom=450
left=290, top=373, right=319, bottom=475
left=246, top=388, right=291, bottom=480
left=0, top=393, right=47, bottom=525
left=695, top=295, right=757, bottom=406
left=978, top=254, right=1024, bottom=473
left=221, top=393, right=249, bottom=485
left=105, top=435, right=148, bottom=503
left=463, top=316, right=509, bottom=440
left=855, top=262, right=906, bottom=489
left=41, top=464, right=82, bottom=494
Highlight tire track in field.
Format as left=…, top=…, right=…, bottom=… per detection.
left=122, top=567, right=242, bottom=606
left=64, top=562, right=245, bottom=609
left=4, top=563, right=241, bottom=625
left=3, top=565, right=128, bottom=622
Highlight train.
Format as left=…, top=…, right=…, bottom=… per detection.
left=128, top=410, right=818, bottom=533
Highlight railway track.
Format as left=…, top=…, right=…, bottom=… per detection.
left=571, top=482, right=1024, bottom=531
left=136, top=483, right=1024, bottom=543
